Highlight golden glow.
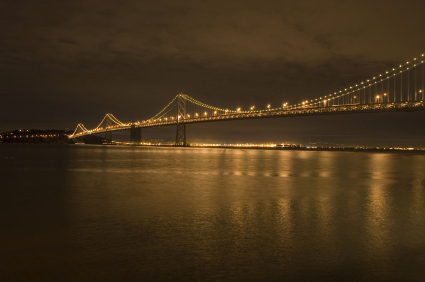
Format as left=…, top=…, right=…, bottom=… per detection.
left=70, top=52, right=425, bottom=138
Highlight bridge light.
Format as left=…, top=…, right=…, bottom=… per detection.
left=267, top=104, right=270, bottom=109
left=419, top=90, right=422, bottom=93
left=250, top=106, right=255, bottom=111
left=214, top=111, right=217, bottom=115
left=195, top=113, right=199, bottom=117
left=204, top=112, right=207, bottom=116
left=237, top=108, right=241, bottom=112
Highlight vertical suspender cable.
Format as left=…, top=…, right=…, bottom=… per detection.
left=401, top=70, right=403, bottom=101
left=394, top=73, right=396, bottom=102
left=415, top=65, right=417, bottom=101
left=408, top=67, right=410, bottom=101
left=387, top=76, right=389, bottom=103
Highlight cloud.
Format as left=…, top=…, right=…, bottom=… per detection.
left=1, top=0, right=424, bottom=73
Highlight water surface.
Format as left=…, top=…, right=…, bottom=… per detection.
left=1, top=144, right=425, bottom=281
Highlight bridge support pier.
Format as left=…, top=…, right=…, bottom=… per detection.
left=130, top=124, right=142, bottom=145
left=175, top=123, right=186, bottom=146
left=105, top=130, right=112, bottom=144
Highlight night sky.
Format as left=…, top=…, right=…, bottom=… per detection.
left=2, top=0, right=425, bottom=146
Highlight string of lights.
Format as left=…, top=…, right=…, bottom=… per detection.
left=69, top=53, right=425, bottom=138
left=108, top=113, right=124, bottom=125
left=95, top=113, right=124, bottom=130
left=182, top=94, right=234, bottom=113
left=297, top=54, right=424, bottom=108
left=71, top=123, right=89, bottom=136
left=150, top=95, right=179, bottom=120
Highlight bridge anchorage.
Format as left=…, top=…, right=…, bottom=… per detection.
left=69, top=54, right=425, bottom=145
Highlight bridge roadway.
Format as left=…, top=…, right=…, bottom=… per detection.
left=73, top=101, right=425, bottom=138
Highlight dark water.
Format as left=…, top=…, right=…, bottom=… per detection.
left=1, top=144, right=425, bottom=281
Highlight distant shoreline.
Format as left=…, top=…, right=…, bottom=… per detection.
left=97, top=143, right=425, bottom=153
left=2, top=142, right=425, bottom=153
left=176, top=145, right=425, bottom=153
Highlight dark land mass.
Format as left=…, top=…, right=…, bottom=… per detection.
left=0, top=129, right=72, bottom=144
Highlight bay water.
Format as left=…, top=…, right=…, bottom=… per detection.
left=1, top=144, right=425, bottom=281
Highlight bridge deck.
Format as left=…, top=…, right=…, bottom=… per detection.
left=71, top=101, right=425, bottom=137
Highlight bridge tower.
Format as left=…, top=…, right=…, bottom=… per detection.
left=130, top=124, right=141, bottom=145
left=175, top=93, right=187, bottom=146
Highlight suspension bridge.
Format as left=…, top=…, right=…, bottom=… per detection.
left=70, top=54, right=425, bottom=146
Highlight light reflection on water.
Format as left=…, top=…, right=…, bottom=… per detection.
left=1, top=145, right=425, bottom=281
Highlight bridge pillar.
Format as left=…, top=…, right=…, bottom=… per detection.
left=175, top=94, right=187, bottom=146
left=175, top=123, right=186, bottom=146
left=105, top=130, right=112, bottom=144
left=130, top=124, right=141, bottom=145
